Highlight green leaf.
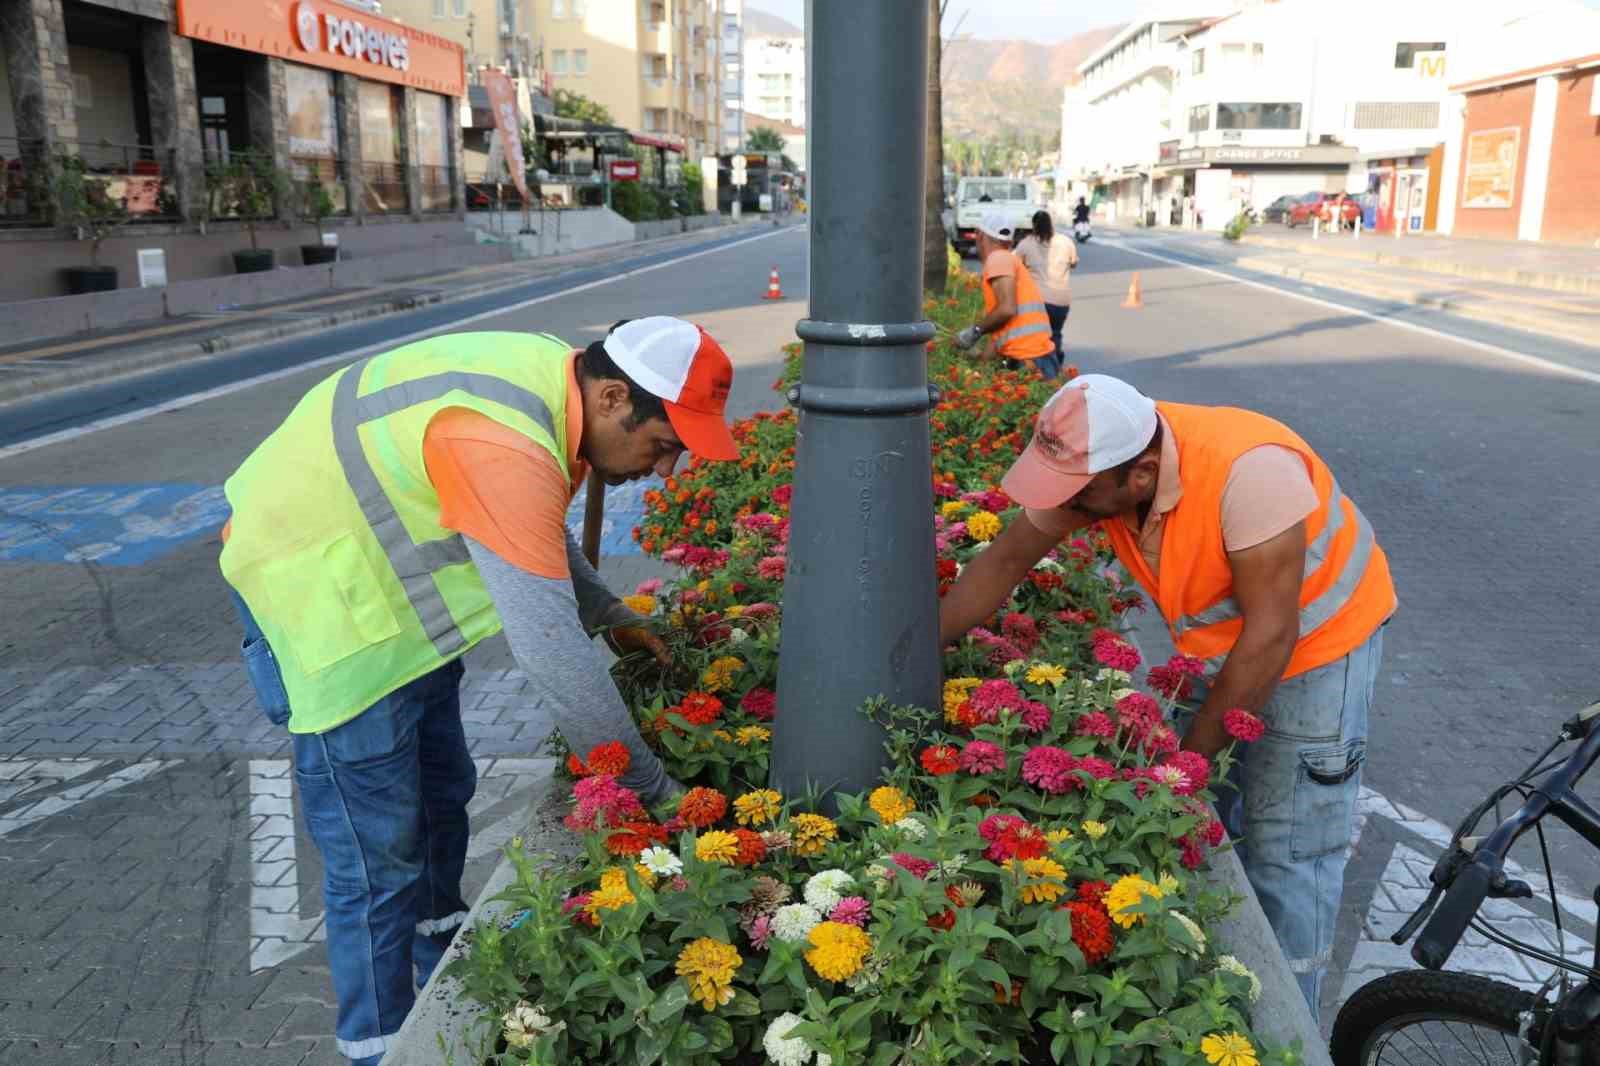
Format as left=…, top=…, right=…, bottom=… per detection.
left=647, top=980, right=690, bottom=1024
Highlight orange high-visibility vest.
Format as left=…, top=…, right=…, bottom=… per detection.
left=1100, top=401, right=1396, bottom=680
left=982, top=252, right=1055, bottom=360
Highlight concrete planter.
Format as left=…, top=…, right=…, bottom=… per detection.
left=382, top=782, right=1333, bottom=1066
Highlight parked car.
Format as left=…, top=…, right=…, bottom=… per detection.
left=945, top=176, right=1040, bottom=257
left=1286, top=192, right=1359, bottom=228
left=465, top=180, right=524, bottom=210
left=1261, top=193, right=1304, bottom=224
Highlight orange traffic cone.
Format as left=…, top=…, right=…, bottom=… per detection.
left=1121, top=272, right=1144, bottom=309
left=763, top=268, right=784, bottom=300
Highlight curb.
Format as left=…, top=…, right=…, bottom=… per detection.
left=0, top=220, right=788, bottom=409
left=1238, top=234, right=1600, bottom=297
left=1231, top=255, right=1598, bottom=348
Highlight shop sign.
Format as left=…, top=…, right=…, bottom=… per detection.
left=482, top=70, right=529, bottom=203
left=1157, top=140, right=1179, bottom=164
left=294, top=2, right=410, bottom=72
left=1462, top=126, right=1518, bottom=209
left=610, top=159, right=641, bottom=182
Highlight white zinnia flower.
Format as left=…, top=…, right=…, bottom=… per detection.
left=729, top=627, right=749, bottom=644
left=893, top=816, right=927, bottom=841
left=1217, top=954, right=1262, bottom=1003
left=638, top=846, right=682, bottom=877
left=803, top=870, right=855, bottom=913
left=1002, top=659, right=1025, bottom=678
left=763, top=1012, right=832, bottom=1065
left=1171, top=911, right=1207, bottom=957
left=1095, top=668, right=1133, bottom=685
left=502, top=1000, right=564, bottom=1049
left=1070, top=1008, right=1087, bottom=1024
left=936, top=854, right=966, bottom=878
left=865, top=862, right=891, bottom=890
left=770, top=903, right=823, bottom=943
left=1110, top=687, right=1137, bottom=702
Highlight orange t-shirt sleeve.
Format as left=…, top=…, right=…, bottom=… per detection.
left=982, top=250, right=1016, bottom=283
left=423, top=408, right=573, bottom=580
left=1220, top=445, right=1319, bottom=553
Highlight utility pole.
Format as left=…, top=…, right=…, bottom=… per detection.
left=770, top=0, right=939, bottom=805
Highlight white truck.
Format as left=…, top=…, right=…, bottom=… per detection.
left=944, top=176, right=1041, bottom=258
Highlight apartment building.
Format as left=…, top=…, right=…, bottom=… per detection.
left=741, top=8, right=804, bottom=133
left=720, top=0, right=744, bottom=153
left=383, top=0, right=540, bottom=79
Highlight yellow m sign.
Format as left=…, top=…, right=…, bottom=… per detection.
left=1417, top=52, right=1447, bottom=79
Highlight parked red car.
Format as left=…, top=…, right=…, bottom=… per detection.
left=1286, top=192, right=1360, bottom=228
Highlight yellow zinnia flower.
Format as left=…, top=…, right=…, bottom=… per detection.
left=1105, top=874, right=1165, bottom=929
left=940, top=500, right=970, bottom=519
left=790, top=813, right=839, bottom=857
left=967, top=510, right=1002, bottom=541
left=701, top=656, right=744, bottom=693
left=1003, top=857, right=1068, bottom=904
left=804, top=921, right=873, bottom=981
left=867, top=786, right=915, bottom=825
left=695, top=830, right=740, bottom=865
left=632, top=863, right=657, bottom=888
left=943, top=677, right=982, bottom=723
left=735, top=725, right=771, bottom=746
left=1159, top=872, right=1182, bottom=896
left=1200, top=1032, right=1259, bottom=1066
left=725, top=604, right=745, bottom=617
left=675, top=937, right=742, bottom=1011
left=1081, top=819, right=1109, bottom=841
left=1046, top=827, right=1073, bottom=845
left=622, top=594, right=657, bottom=616
left=585, top=881, right=635, bottom=919
left=733, top=789, right=782, bottom=827
left=1025, top=663, right=1067, bottom=687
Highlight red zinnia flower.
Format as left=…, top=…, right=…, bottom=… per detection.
left=1076, top=880, right=1111, bottom=906
left=996, top=823, right=1049, bottom=861
left=733, top=828, right=767, bottom=866
left=1059, top=900, right=1115, bottom=965
left=1223, top=708, right=1266, bottom=743
left=920, top=745, right=960, bottom=776
left=583, top=741, right=631, bottom=777
left=678, top=787, right=728, bottom=828
left=676, top=692, right=725, bottom=727
left=927, top=908, right=956, bottom=931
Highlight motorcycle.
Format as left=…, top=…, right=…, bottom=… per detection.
left=1072, top=219, right=1091, bottom=243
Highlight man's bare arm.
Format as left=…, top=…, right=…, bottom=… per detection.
left=938, top=511, right=1087, bottom=644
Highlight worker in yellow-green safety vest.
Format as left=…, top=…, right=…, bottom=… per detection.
left=219, top=317, right=739, bottom=1065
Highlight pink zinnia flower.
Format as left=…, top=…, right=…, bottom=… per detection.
left=1021, top=746, right=1079, bottom=794
left=660, top=546, right=687, bottom=563
left=1091, top=633, right=1141, bottom=672
left=1074, top=711, right=1117, bottom=740
left=735, top=513, right=780, bottom=536
left=933, top=480, right=959, bottom=499
left=1115, top=692, right=1162, bottom=736
left=1142, top=725, right=1180, bottom=758
left=740, top=688, right=777, bottom=721
left=750, top=913, right=773, bottom=949
left=741, top=602, right=780, bottom=621
left=1164, top=751, right=1212, bottom=795
left=1018, top=700, right=1052, bottom=734
left=959, top=741, right=1006, bottom=775
left=1001, top=612, right=1039, bottom=653
left=1223, top=708, right=1266, bottom=743
left=563, top=774, right=645, bottom=832
left=970, top=679, right=1023, bottom=717
left=890, top=853, right=935, bottom=879
left=756, top=555, right=788, bottom=581
left=980, top=489, right=1011, bottom=513
left=772, top=484, right=793, bottom=507
left=1203, top=817, right=1226, bottom=847
left=1180, top=834, right=1207, bottom=870
left=634, top=578, right=663, bottom=596
left=1075, top=755, right=1115, bottom=781
left=829, top=897, right=870, bottom=928
left=562, top=893, right=596, bottom=926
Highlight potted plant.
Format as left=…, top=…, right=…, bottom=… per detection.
left=51, top=155, right=131, bottom=294
left=297, top=178, right=339, bottom=265
left=213, top=150, right=289, bottom=274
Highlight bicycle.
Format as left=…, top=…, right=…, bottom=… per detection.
left=1330, top=699, right=1600, bottom=1065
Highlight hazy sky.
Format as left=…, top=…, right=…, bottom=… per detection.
left=746, top=0, right=1600, bottom=41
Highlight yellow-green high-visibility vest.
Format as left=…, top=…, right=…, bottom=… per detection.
left=220, top=331, right=575, bottom=734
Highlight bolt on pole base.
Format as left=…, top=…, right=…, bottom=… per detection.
left=770, top=0, right=941, bottom=808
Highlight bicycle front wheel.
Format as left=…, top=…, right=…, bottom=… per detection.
left=1330, top=970, right=1538, bottom=1066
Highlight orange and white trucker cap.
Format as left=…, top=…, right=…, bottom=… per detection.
left=1001, top=374, right=1158, bottom=509
left=602, top=316, right=738, bottom=461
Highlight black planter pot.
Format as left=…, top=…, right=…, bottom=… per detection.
left=65, top=266, right=118, bottom=294
left=233, top=248, right=277, bottom=274
left=301, top=244, right=338, bottom=265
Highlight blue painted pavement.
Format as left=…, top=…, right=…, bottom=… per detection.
left=0, top=478, right=659, bottom=566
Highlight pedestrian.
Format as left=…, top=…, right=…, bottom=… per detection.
left=1012, top=208, right=1077, bottom=365
left=939, top=374, right=1396, bottom=1010
left=952, top=210, right=1060, bottom=379
left=218, top=318, right=740, bottom=1066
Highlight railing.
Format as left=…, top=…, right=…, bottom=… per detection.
left=2, top=136, right=181, bottom=228
left=290, top=156, right=352, bottom=217
left=361, top=161, right=410, bottom=215
left=417, top=163, right=456, bottom=214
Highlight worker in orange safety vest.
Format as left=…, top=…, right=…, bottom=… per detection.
left=953, top=210, right=1062, bottom=380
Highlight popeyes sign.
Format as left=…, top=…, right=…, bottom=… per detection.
left=176, top=0, right=464, bottom=97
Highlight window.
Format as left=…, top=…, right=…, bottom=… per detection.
left=1216, top=102, right=1302, bottom=129
left=1252, top=43, right=1264, bottom=66
left=1353, top=101, right=1441, bottom=129
left=1191, top=48, right=1204, bottom=75
left=552, top=49, right=568, bottom=74
left=452, top=0, right=466, bottom=14
left=432, top=0, right=444, bottom=15
left=1394, top=41, right=1446, bottom=68
left=573, top=49, right=588, bottom=75
left=1188, top=104, right=1210, bottom=132
left=572, top=0, right=585, bottom=16
left=552, top=0, right=566, bottom=16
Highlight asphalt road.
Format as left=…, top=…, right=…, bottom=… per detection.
left=1, top=220, right=1597, bottom=1061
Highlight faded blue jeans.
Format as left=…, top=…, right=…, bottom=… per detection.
left=1178, top=627, right=1383, bottom=1012
left=235, top=593, right=476, bottom=1066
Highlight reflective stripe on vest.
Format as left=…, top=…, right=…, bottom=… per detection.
left=993, top=301, right=1050, bottom=347
left=1170, top=479, right=1376, bottom=639
left=329, top=360, right=557, bottom=659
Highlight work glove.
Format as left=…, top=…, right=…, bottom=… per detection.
left=955, top=324, right=983, bottom=350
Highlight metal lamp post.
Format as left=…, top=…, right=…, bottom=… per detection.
left=770, top=0, right=940, bottom=803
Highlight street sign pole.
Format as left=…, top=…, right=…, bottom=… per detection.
left=770, top=0, right=939, bottom=805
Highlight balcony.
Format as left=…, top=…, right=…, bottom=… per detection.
left=2, top=136, right=181, bottom=229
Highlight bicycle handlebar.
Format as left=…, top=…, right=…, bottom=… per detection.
left=1412, top=858, right=1493, bottom=969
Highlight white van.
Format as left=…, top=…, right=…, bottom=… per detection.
left=945, top=177, right=1041, bottom=257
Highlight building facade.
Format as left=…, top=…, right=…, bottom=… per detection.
left=382, top=0, right=540, bottom=81
left=535, top=0, right=725, bottom=163
left=719, top=0, right=743, bottom=153
left=741, top=12, right=803, bottom=133
left=0, top=0, right=468, bottom=300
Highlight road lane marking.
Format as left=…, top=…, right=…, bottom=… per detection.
left=0, top=759, right=175, bottom=838
left=0, top=226, right=802, bottom=463
left=1101, top=238, right=1600, bottom=387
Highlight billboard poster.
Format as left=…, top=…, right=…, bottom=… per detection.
left=1462, top=127, right=1519, bottom=209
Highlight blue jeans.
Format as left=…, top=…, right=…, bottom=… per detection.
left=1045, top=303, right=1069, bottom=359
left=1179, top=627, right=1383, bottom=1012
left=235, top=594, right=476, bottom=1066
left=1009, top=350, right=1064, bottom=380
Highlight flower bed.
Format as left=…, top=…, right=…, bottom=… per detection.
left=447, top=291, right=1298, bottom=1065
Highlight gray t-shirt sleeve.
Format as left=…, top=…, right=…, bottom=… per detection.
left=465, top=533, right=679, bottom=804
left=564, top=529, right=634, bottom=635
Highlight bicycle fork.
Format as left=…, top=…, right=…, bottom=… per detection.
left=1536, top=886, right=1600, bottom=1065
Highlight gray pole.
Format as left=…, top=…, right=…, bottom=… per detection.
left=770, top=0, right=939, bottom=805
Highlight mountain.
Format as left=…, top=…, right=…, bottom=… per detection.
left=941, top=25, right=1123, bottom=147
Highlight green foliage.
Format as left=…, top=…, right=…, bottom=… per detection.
left=48, top=156, right=130, bottom=267
left=746, top=126, right=786, bottom=153
left=682, top=162, right=705, bottom=213
left=1222, top=211, right=1252, bottom=242
left=296, top=179, right=337, bottom=234
left=207, top=150, right=291, bottom=250
left=555, top=89, right=614, bottom=126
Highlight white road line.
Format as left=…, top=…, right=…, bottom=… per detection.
left=0, top=226, right=803, bottom=463
left=0, top=759, right=173, bottom=838
left=1100, top=238, right=1600, bottom=387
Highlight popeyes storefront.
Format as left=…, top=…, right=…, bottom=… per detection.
left=176, top=0, right=466, bottom=220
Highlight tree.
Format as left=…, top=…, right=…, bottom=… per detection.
left=554, top=89, right=613, bottom=126
left=746, top=126, right=786, bottom=153
left=922, top=0, right=947, bottom=294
